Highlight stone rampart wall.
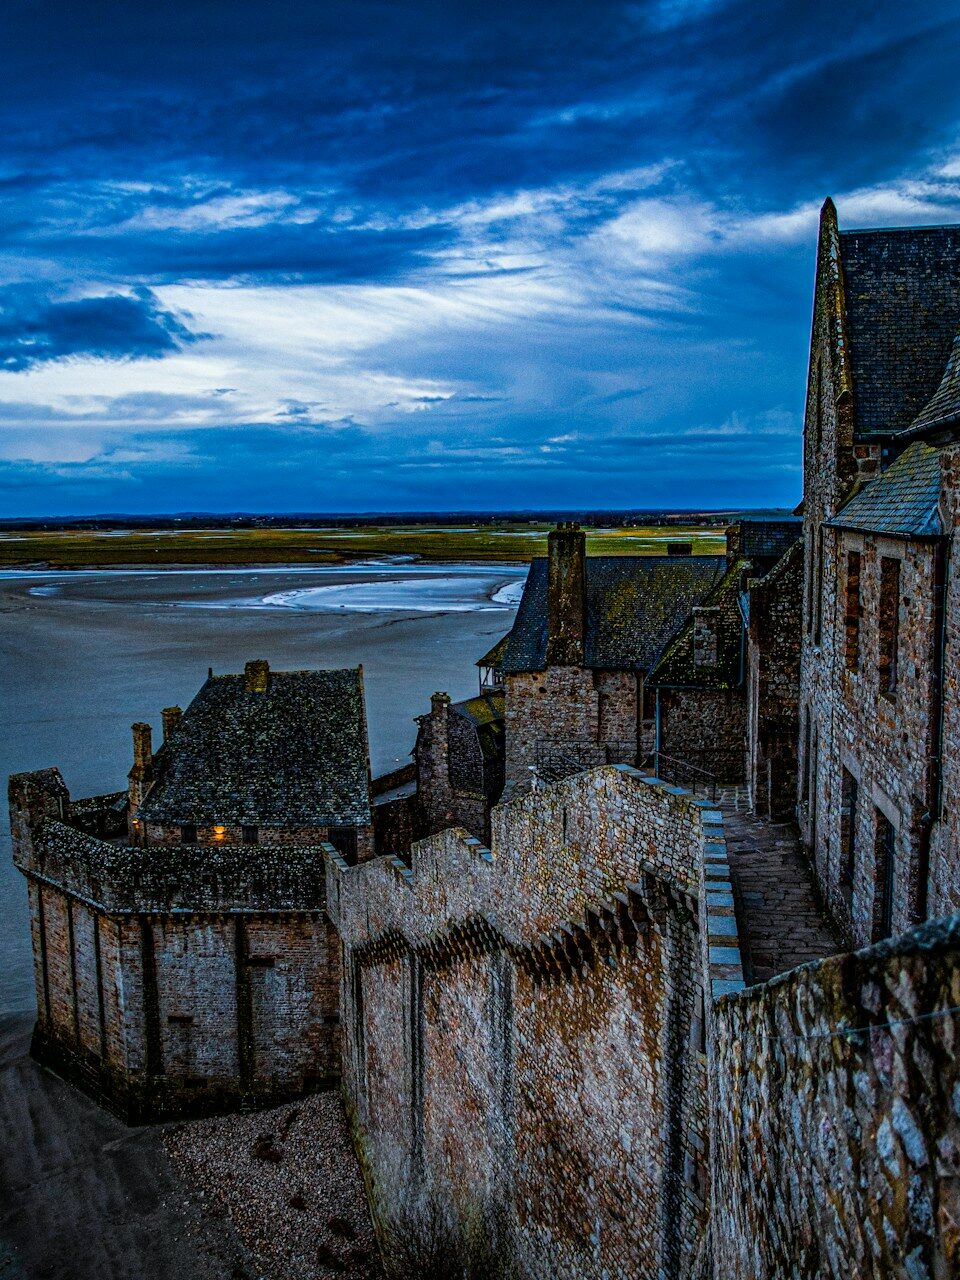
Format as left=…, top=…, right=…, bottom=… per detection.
left=326, top=767, right=717, bottom=1278
left=21, top=820, right=328, bottom=913
left=712, top=914, right=960, bottom=1279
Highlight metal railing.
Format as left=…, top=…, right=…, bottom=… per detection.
left=532, top=740, right=636, bottom=785
left=651, top=751, right=720, bottom=802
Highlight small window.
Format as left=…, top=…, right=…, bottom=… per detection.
left=801, top=708, right=812, bottom=801
left=874, top=810, right=896, bottom=941
left=844, top=551, right=861, bottom=670
left=879, top=557, right=900, bottom=700
left=840, top=768, right=858, bottom=891
left=242, top=824, right=258, bottom=845
left=181, top=823, right=197, bottom=844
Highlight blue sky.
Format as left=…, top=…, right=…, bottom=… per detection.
left=2, top=0, right=960, bottom=515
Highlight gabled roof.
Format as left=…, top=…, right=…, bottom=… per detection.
left=139, top=667, right=371, bottom=827
left=502, top=556, right=724, bottom=673
left=903, top=333, right=960, bottom=439
left=839, top=225, right=960, bottom=438
left=733, top=518, right=801, bottom=565
left=830, top=441, right=943, bottom=539
left=451, top=691, right=505, bottom=728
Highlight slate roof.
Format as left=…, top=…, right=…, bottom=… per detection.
left=734, top=518, right=801, bottom=565
left=502, top=556, right=725, bottom=673
left=839, top=226, right=960, bottom=438
left=904, top=333, right=960, bottom=439
left=647, top=560, right=745, bottom=691
left=139, top=667, right=372, bottom=827
left=476, top=634, right=510, bottom=669
left=830, top=442, right=943, bottom=539
left=451, top=692, right=505, bottom=762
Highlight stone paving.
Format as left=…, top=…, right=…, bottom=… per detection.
left=718, top=794, right=841, bottom=985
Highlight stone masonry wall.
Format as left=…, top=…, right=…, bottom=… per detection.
left=326, top=767, right=717, bottom=1279
left=504, top=669, right=638, bottom=785
left=747, top=539, right=804, bottom=819
left=818, top=530, right=939, bottom=947
left=658, top=688, right=746, bottom=783
left=11, top=769, right=341, bottom=1121
left=929, top=441, right=960, bottom=919
left=713, top=914, right=960, bottom=1279
left=416, top=694, right=493, bottom=841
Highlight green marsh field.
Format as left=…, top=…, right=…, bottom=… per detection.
left=0, top=523, right=728, bottom=568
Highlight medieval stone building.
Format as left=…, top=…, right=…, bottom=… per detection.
left=798, top=200, right=960, bottom=947
left=647, top=518, right=799, bottom=787
left=9, top=660, right=373, bottom=1120
left=414, top=688, right=505, bottom=841
left=501, top=523, right=724, bottom=785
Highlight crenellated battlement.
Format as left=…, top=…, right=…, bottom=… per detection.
left=328, top=764, right=726, bottom=1279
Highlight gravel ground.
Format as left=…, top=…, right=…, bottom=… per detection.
left=165, top=1094, right=384, bottom=1280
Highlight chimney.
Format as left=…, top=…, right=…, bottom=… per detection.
left=546, top=523, right=586, bottom=666
left=725, top=521, right=743, bottom=566
left=162, top=706, right=182, bottom=742
left=244, top=659, right=270, bottom=693
left=131, top=722, right=153, bottom=769
left=128, top=722, right=154, bottom=843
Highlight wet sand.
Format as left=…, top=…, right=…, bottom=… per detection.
left=0, top=1014, right=251, bottom=1280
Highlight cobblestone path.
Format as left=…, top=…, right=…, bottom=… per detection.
left=719, top=798, right=842, bottom=985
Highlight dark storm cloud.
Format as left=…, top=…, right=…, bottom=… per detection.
left=0, top=286, right=205, bottom=371
left=2, top=0, right=960, bottom=512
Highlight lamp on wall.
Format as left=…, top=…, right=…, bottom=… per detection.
left=213, top=824, right=226, bottom=840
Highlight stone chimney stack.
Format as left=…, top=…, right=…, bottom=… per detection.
left=162, top=706, right=182, bottom=742
left=725, top=521, right=743, bottom=567
left=128, top=722, right=154, bottom=842
left=546, top=522, right=586, bottom=666
left=421, top=692, right=454, bottom=835
left=245, top=659, right=270, bottom=693
left=132, top=722, right=152, bottom=769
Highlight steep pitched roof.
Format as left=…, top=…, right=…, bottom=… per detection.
left=830, top=441, right=943, bottom=539
left=139, top=667, right=371, bottom=827
left=903, top=333, right=960, bottom=439
left=839, top=225, right=960, bottom=438
left=733, top=518, right=801, bottom=565
left=476, top=633, right=510, bottom=669
left=647, top=559, right=745, bottom=691
left=451, top=691, right=505, bottom=728
left=502, top=556, right=724, bottom=673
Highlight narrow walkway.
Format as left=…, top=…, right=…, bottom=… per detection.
left=718, top=798, right=841, bottom=986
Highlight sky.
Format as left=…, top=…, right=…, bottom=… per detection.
left=3, top=1, right=960, bottom=516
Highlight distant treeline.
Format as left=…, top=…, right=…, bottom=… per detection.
left=0, top=508, right=794, bottom=532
